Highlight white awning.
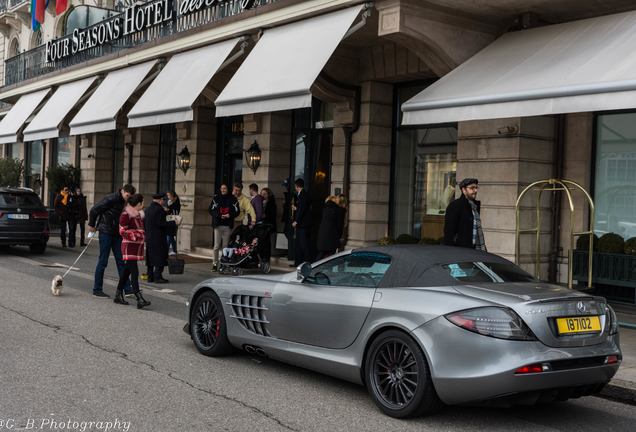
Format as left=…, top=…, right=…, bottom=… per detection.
left=402, top=10, right=636, bottom=125
left=22, top=77, right=97, bottom=141
left=215, top=5, right=362, bottom=117
left=69, top=61, right=156, bottom=136
left=0, top=89, right=50, bottom=144
left=127, top=39, right=240, bottom=128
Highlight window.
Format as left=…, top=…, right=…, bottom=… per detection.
left=594, top=113, right=636, bottom=239
left=441, top=262, right=536, bottom=284
left=305, top=252, right=391, bottom=287
left=0, top=192, right=43, bottom=209
left=391, top=86, right=457, bottom=241
left=64, top=6, right=118, bottom=36
left=54, top=137, right=72, bottom=166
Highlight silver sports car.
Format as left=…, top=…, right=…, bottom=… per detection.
left=183, top=245, right=622, bottom=418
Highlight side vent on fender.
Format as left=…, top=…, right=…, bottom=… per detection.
left=227, top=295, right=271, bottom=337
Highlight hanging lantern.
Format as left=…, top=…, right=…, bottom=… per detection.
left=177, top=146, right=191, bottom=175
left=245, top=140, right=262, bottom=175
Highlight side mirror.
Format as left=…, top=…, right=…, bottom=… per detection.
left=297, top=262, right=312, bottom=280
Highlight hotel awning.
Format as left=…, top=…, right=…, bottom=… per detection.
left=0, top=89, right=50, bottom=144
left=127, top=39, right=240, bottom=128
left=214, top=5, right=363, bottom=117
left=402, top=10, right=636, bottom=125
left=22, top=77, right=97, bottom=142
left=69, top=61, right=157, bottom=136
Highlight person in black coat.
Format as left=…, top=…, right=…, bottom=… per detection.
left=145, top=193, right=178, bottom=283
left=261, top=187, right=277, bottom=256
left=444, top=178, right=486, bottom=250
left=74, top=187, right=88, bottom=247
left=292, top=178, right=311, bottom=266
left=208, top=184, right=239, bottom=270
left=316, top=196, right=345, bottom=260
left=165, top=191, right=181, bottom=255
left=88, top=184, right=136, bottom=298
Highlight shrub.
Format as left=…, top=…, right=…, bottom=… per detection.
left=419, top=237, right=440, bottom=245
left=377, top=236, right=395, bottom=246
left=625, top=237, right=636, bottom=255
left=45, top=164, right=81, bottom=194
left=597, top=233, right=625, bottom=254
left=0, top=158, right=24, bottom=187
left=395, top=234, right=418, bottom=244
left=575, top=234, right=599, bottom=252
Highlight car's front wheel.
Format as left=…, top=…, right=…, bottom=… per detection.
left=364, top=330, right=442, bottom=418
left=190, top=291, right=233, bottom=356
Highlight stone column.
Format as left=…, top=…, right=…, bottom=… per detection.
left=241, top=111, right=292, bottom=229
left=457, top=117, right=556, bottom=278
left=174, top=105, right=217, bottom=252
left=79, top=132, right=116, bottom=209
left=124, top=126, right=160, bottom=196
left=346, top=81, right=393, bottom=248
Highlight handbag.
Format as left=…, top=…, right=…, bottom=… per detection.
left=275, top=232, right=288, bottom=249
left=168, top=256, right=185, bottom=274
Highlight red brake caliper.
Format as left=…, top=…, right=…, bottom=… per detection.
left=215, top=319, right=221, bottom=337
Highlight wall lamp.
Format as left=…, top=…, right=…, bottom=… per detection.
left=177, top=145, right=191, bottom=175
left=245, top=140, right=262, bottom=175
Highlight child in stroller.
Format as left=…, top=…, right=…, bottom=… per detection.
left=219, top=224, right=272, bottom=275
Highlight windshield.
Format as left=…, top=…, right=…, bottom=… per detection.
left=441, top=262, right=536, bottom=283
left=0, top=193, right=43, bottom=209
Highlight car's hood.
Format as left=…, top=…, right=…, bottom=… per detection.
left=453, top=282, right=592, bottom=305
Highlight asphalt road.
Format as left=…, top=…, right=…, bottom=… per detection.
left=0, top=245, right=635, bottom=432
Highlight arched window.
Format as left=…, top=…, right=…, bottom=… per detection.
left=31, top=30, right=43, bottom=49
left=9, top=38, right=20, bottom=57
left=64, top=6, right=118, bottom=36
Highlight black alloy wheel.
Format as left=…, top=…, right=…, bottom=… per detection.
left=190, top=291, right=233, bottom=356
left=365, top=330, right=442, bottom=418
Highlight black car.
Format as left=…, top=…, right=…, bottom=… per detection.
left=0, top=187, right=49, bottom=253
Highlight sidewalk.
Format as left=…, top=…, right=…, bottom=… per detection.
left=38, top=238, right=636, bottom=405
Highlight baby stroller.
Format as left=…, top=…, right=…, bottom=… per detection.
left=219, top=223, right=272, bottom=276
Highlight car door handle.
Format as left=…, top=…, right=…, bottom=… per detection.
left=373, top=292, right=382, bottom=302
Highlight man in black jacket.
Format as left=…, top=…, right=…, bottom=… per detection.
left=292, top=178, right=311, bottom=266
left=145, top=193, right=178, bottom=283
left=443, top=178, right=486, bottom=251
left=88, top=184, right=136, bottom=298
left=209, top=184, right=239, bottom=271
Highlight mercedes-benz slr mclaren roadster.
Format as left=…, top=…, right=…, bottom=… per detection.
left=184, top=245, right=622, bottom=418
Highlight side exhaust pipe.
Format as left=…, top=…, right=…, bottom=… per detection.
left=255, top=348, right=267, bottom=358
left=244, top=345, right=256, bottom=355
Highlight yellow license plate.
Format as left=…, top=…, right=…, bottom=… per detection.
left=556, top=316, right=601, bottom=335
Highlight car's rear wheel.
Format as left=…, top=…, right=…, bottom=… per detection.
left=190, top=291, right=233, bottom=356
left=364, top=330, right=442, bottom=418
left=29, top=243, right=46, bottom=254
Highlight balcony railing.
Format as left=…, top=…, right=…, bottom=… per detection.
left=9, top=0, right=27, bottom=8
left=4, top=0, right=278, bottom=87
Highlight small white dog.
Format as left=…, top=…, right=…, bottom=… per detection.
left=51, top=275, right=63, bottom=296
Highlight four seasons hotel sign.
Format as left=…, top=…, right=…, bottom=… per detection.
left=45, top=0, right=257, bottom=63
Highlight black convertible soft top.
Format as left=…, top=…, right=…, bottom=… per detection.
left=354, top=244, right=514, bottom=288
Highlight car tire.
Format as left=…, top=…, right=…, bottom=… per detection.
left=190, top=291, right=234, bottom=357
left=29, top=243, right=46, bottom=254
left=364, top=330, right=442, bottom=418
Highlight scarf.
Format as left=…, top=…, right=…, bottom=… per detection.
left=60, top=191, right=68, bottom=205
left=469, top=199, right=486, bottom=251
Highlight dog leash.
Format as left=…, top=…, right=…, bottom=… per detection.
left=62, top=234, right=95, bottom=278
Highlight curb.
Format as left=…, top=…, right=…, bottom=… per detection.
left=598, top=379, right=636, bottom=405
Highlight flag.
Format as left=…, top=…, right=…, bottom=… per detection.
left=30, top=0, right=40, bottom=30
left=35, top=0, right=45, bottom=25
left=56, top=0, right=68, bottom=15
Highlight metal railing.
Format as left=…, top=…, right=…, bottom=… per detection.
left=9, top=0, right=27, bottom=8
left=4, top=0, right=278, bottom=87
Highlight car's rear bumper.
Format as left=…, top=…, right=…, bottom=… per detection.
left=0, top=232, right=49, bottom=245
left=412, top=317, right=621, bottom=405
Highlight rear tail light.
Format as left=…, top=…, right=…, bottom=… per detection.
left=515, top=363, right=551, bottom=374
left=32, top=211, right=49, bottom=219
left=605, top=305, right=619, bottom=335
left=445, top=307, right=537, bottom=341
left=605, top=355, right=619, bottom=365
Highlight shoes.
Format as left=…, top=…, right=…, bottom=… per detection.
left=154, top=278, right=169, bottom=284
left=80, top=243, right=87, bottom=247
left=114, top=289, right=130, bottom=305
left=62, top=244, right=67, bottom=248
left=169, top=251, right=176, bottom=256
left=134, top=291, right=151, bottom=309
left=93, top=291, right=110, bottom=299
left=211, top=263, right=218, bottom=272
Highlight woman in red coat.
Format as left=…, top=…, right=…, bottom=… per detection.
left=115, top=194, right=151, bottom=309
